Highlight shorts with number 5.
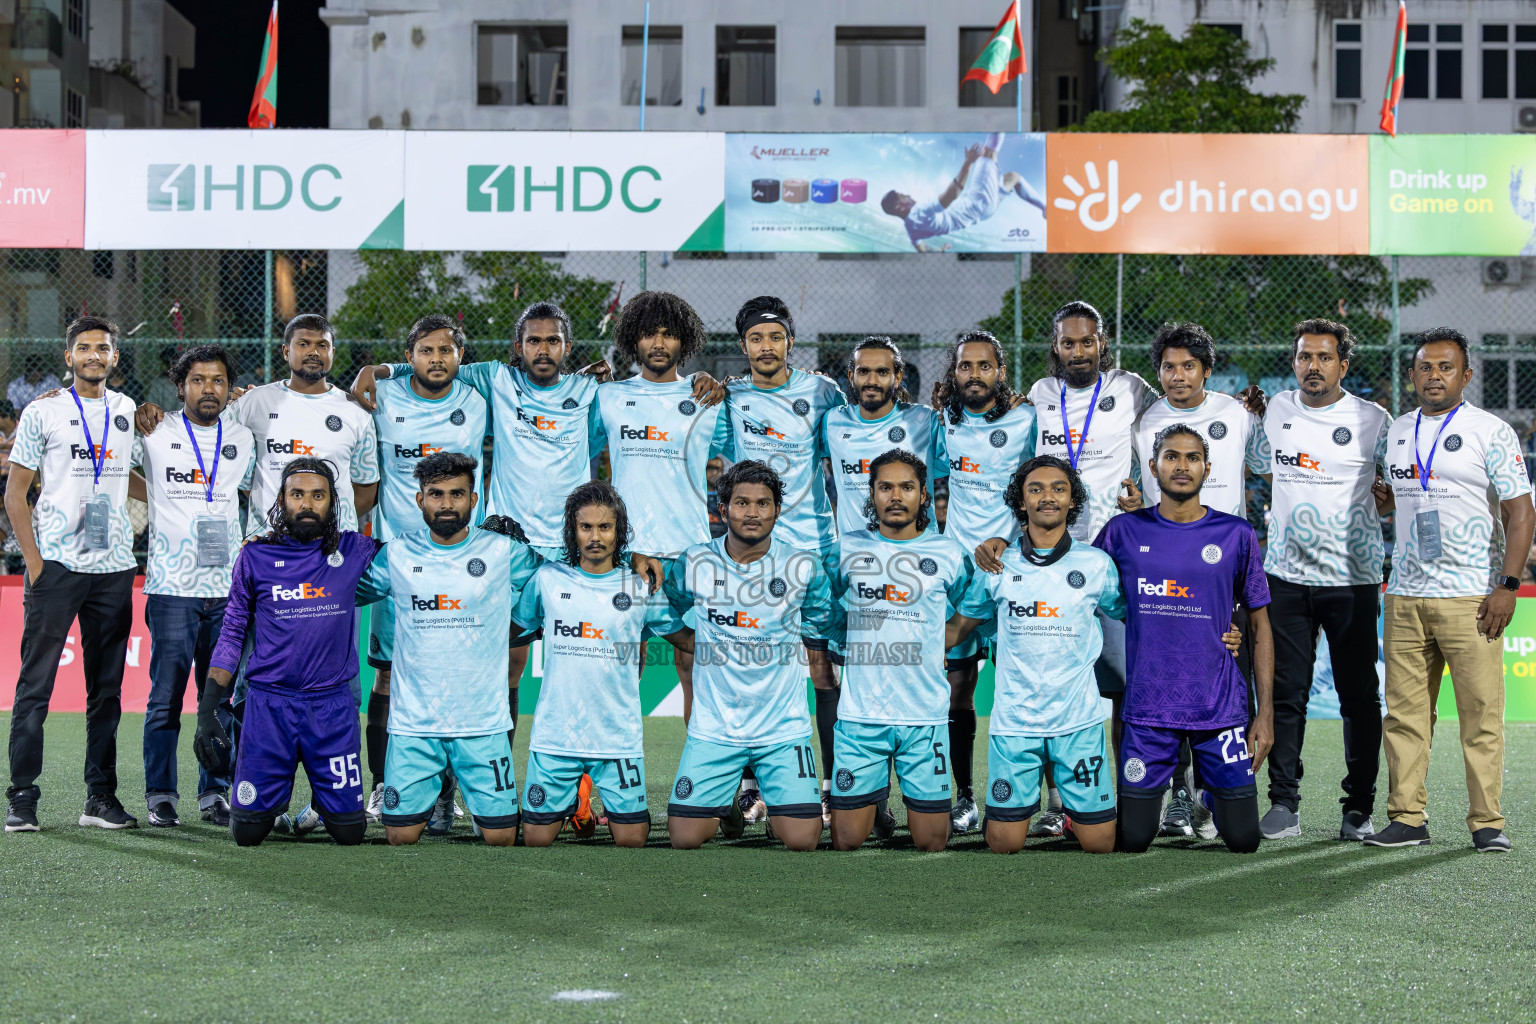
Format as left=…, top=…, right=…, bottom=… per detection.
left=521, top=750, right=649, bottom=826
left=1118, top=722, right=1258, bottom=800
left=382, top=733, right=519, bottom=830
left=829, top=720, right=951, bottom=814
left=669, top=737, right=822, bottom=820
left=984, top=723, right=1116, bottom=826
left=231, top=683, right=365, bottom=825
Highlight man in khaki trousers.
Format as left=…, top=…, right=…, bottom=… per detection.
left=1370, top=328, right=1533, bottom=852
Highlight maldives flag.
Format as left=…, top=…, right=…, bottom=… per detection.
left=248, top=1, right=278, bottom=129
left=1378, top=0, right=1407, bottom=135
left=961, top=0, right=1028, bottom=94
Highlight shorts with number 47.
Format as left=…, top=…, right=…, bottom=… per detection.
left=985, top=722, right=1116, bottom=825
left=1118, top=722, right=1258, bottom=800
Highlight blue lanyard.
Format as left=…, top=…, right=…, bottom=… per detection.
left=1413, top=403, right=1461, bottom=492
left=1060, top=376, right=1103, bottom=472
left=69, top=387, right=110, bottom=490
left=182, top=413, right=222, bottom=504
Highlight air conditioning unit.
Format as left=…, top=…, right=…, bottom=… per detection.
left=1483, top=257, right=1522, bottom=285
left=1517, top=105, right=1536, bottom=132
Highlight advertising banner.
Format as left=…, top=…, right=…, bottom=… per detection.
left=1045, top=133, right=1369, bottom=254
left=83, top=130, right=407, bottom=250
left=404, top=131, right=725, bottom=252
left=0, top=129, right=86, bottom=248
left=724, top=132, right=1047, bottom=253
left=1370, top=134, right=1536, bottom=255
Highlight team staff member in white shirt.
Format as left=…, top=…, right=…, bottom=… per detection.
left=129, top=345, right=256, bottom=829
left=5, top=317, right=140, bottom=833
left=1257, top=319, right=1391, bottom=842
left=1368, top=329, right=1532, bottom=852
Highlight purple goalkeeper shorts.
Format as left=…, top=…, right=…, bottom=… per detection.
left=231, top=682, right=365, bottom=824
left=1117, top=722, right=1258, bottom=799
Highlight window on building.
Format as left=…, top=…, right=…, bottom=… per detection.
left=1202, top=23, right=1243, bottom=38
left=622, top=25, right=683, bottom=106
left=716, top=26, right=775, bottom=106
left=835, top=27, right=925, bottom=107
left=66, top=0, right=83, bottom=38
left=65, top=88, right=83, bottom=127
left=1405, top=23, right=1462, bottom=99
left=1404, top=23, right=1430, bottom=97
left=1436, top=24, right=1463, bottom=98
left=163, top=55, right=178, bottom=113
left=1479, top=335, right=1536, bottom=411
left=958, top=27, right=1018, bottom=108
left=1334, top=22, right=1362, bottom=99
left=476, top=24, right=568, bottom=106
left=1056, top=73, right=1081, bottom=125
left=1482, top=24, right=1536, bottom=99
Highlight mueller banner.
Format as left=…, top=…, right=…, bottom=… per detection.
left=1370, top=134, right=1536, bottom=255
left=724, top=132, right=1048, bottom=253
left=403, top=131, right=725, bottom=252
left=0, top=129, right=86, bottom=248
left=83, top=130, right=407, bottom=250
left=1045, top=133, right=1369, bottom=255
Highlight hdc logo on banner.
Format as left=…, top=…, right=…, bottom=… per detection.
left=145, top=162, right=344, bottom=213
left=0, top=129, right=86, bottom=248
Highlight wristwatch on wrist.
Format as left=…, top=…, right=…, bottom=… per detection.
left=1497, top=575, right=1520, bottom=592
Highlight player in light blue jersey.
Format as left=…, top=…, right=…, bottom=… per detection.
left=360, top=453, right=540, bottom=846
left=719, top=295, right=846, bottom=824
left=514, top=480, right=692, bottom=847
left=664, top=461, right=837, bottom=851
left=828, top=450, right=974, bottom=853
left=929, top=330, right=1036, bottom=836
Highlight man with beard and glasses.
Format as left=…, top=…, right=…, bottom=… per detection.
left=719, top=295, right=844, bottom=825
left=1096, top=425, right=1274, bottom=855
left=359, top=452, right=540, bottom=847
left=929, top=330, right=1036, bottom=835
left=827, top=450, right=974, bottom=851
left=127, top=345, right=256, bottom=829
left=5, top=317, right=140, bottom=833
left=348, top=315, right=489, bottom=828
left=193, top=457, right=383, bottom=847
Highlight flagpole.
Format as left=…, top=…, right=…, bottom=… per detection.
left=638, top=1, right=650, bottom=131
left=1015, top=0, right=1023, bottom=132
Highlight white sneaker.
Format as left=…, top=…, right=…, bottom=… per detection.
left=427, top=793, right=455, bottom=835
left=739, top=789, right=768, bottom=824
left=365, top=783, right=384, bottom=823
left=293, top=804, right=325, bottom=836
left=1029, top=810, right=1066, bottom=837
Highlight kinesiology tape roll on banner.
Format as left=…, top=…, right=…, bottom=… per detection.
left=839, top=178, right=867, bottom=203
left=811, top=178, right=838, bottom=203
left=751, top=178, right=780, bottom=203
left=782, top=179, right=809, bottom=203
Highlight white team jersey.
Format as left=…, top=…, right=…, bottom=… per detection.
left=1133, top=392, right=1270, bottom=518
left=514, top=561, right=685, bottom=759
left=592, top=376, right=730, bottom=559
left=940, top=402, right=1038, bottom=551
left=1259, top=389, right=1391, bottom=586
left=1028, top=369, right=1158, bottom=543
left=363, top=527, right=541, bottom=737
left=132, top=415, right=256, bottom=597
left=9, top=388, right=137, bottom=573
left=371, top=375, right=488, bottom=542
left=228, top=381, right=379, bottom=537
left=1384, top=402, right=1532, bottom=598
left=832, top=527, right=973, bottom=727
left=821, top=402, right=948, bottom=536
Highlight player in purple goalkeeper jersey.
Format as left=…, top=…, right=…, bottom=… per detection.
left=194, top=457, right=382, bottom=847
left=1093, top=424, right=1274, bottom=854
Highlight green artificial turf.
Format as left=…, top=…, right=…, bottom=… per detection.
left=2, top=713, right=1533, bottom=1024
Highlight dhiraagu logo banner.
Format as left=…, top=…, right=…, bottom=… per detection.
left=403, top=131, right=724, bottom=252
left=1371, top=135, right=1536, bottom=255
left=84, top=130, right=406, bottom=249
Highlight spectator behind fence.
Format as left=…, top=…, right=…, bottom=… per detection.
left=7, top=355, right=63, bottom=413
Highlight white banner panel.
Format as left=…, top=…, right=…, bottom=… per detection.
left=84, top=130, right=406, bottom=250
left=403, top=131, right=725, bottom=251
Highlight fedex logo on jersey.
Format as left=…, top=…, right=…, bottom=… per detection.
left=164, top=466, right=211, bottom=484
left=1273, top=449, right=1322, bottom=472
left=1388, top=464, right=1436, bottom=482
left=552, top=619, right=607, bottom=639
left=1137, top=577, right=1191, bottom=598
left=950, top=456, right=985, bottom=474
left=619, top=425, right=671, bottom=442
left=270, top=582, right=329, bottom=602
left=1007, top=599, right=1060, bottom=618
left=706, top=607, right=762, bottom=629
left=392, top=443, right=443, bottom=459
left=70, top=444, right=115, bottom=461
left=410, top=593, right=463, bottom=611
left=1040, top=429, right=1090, bottom=447
left=516, top=408, right=558, bottom=431
left=839, top=458, right=874, bottom=475
left=266, top=438, right=316, bottom=456
left=743, top=421, right=786, bottom=440
left=855, top=580, right=912, bottom=604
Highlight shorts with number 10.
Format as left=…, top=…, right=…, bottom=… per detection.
left=231, top=683, right=365, bottom=824
left=1118, top=722, right=1258, bottom=799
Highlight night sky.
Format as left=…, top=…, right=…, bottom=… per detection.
left=167, top=0, right=330, bottom=128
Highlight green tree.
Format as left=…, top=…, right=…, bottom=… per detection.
left=1077, top=19, right=1305, bottom=133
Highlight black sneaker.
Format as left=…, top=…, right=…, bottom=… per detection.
left=1361, top=820, right=1429, bottom=847
left=1473, top=828, right=1512, bottom=853
left=79, top=794, right=139, bottom=830
left=201, top=795, right=231, bottom=828
left=147, top=799, right=179, bottom=827
left=872, top=799, right=897, bottom=841
left=5, top=799, right=39, bottom=832
left=719, top=792, right=746, bottom=840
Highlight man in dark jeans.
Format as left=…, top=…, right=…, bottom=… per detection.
left=4, top=317, right=140, bottom=832
left=1255, top=319, right=1392, bottom=842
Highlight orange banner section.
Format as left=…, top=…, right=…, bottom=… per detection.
left=1046, top=134, right=1369, bottom=255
